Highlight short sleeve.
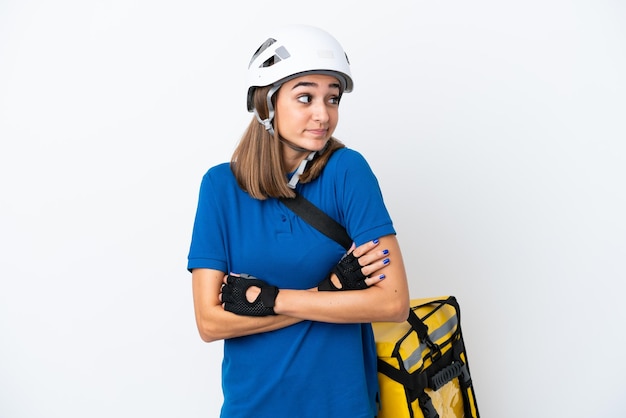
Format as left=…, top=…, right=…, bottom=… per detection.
left=187, top=167, right=228, bottom=273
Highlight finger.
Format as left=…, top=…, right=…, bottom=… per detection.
left=364, top=274, right=387, bottom=287
left=351, top=238, right=379, bottom=258
left=358, top=248, right=389, bottom=268
left=360, top=256, right=391, bottom=277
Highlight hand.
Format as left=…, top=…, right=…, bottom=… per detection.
left=221, top=273, right=279, bottom=316
left=318, top=239, right=390, bottom=291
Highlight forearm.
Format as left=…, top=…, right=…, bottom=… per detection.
left=192, top=268, right=301, bottom=342
left=196, top=304, right=301, bottom=342
left=275, top=281, right=408, bottom=323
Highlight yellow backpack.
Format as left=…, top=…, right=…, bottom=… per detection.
left=372, top=296, right=480, bottom=418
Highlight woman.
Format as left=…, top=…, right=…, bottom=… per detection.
left=188, top=24, right=410, bottom=418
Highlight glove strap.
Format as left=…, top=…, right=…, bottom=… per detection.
left=259, top=286, right=279, bottom=308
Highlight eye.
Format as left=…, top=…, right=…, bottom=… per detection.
left=328, top=96, right=340, bottom=105
left=297, top=94, right=312, bottom=104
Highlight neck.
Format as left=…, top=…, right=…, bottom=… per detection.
left=282, top=141, right=314, bottom=173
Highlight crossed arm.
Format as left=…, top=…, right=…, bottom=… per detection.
left=191, top=234, right=410, bottom=342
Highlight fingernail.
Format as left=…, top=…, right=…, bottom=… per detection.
left=383, top=258, right=390, bottom=265
left=379, top=274, right=386, bottom=280
left=382, top=249, right=389, bottom=255
left=373, top=239, right=379, bottom=244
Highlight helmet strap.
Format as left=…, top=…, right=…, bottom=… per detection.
left=279, top=138, right=309, bottom=153
left=253, top=84, right=281, bottom=135
left=288, top=151, right=317, bottom=189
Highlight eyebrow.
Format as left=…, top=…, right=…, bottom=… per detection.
left=291, top=81, right=341, bottom=90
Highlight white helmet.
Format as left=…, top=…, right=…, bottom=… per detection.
left=246, top=24, right=354, bottom=113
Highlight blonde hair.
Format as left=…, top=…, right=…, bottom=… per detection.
left=231, top=85, right=345, bottom=200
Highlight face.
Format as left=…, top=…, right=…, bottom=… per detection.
left=274, top=73, right=341, bottom=160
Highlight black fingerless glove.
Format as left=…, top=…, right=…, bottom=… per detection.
left=222, top=273, right=279, bottom=316
left=318, top=252, right=368, bottom=291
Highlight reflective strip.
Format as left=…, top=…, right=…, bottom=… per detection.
left=403, top=314, right=458, bottom=371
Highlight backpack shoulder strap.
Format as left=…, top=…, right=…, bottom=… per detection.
left=279, top=193, right=352, bottom=251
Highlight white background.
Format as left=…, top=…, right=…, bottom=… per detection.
left=1, top=1, right=625, bottom=417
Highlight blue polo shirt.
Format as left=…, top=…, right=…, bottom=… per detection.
left=188, top=148, right=395, bottom=418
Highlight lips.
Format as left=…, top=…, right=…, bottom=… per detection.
left=307, top=129, right=328, bottom=137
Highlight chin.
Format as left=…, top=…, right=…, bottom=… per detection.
left=310, top=138, right=331, bottom=150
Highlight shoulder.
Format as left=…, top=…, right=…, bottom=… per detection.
left=197, top=162, right=241, bottom=200
left=328, top=147, right=368, bottom=164
left=203, top=162, right=232, bottom=180
left=326, top=147, right=372, bottom=175
left=200, top=162, right=235, bottom=187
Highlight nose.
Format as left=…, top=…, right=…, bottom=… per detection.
left=311, top=100, right=330, bottom=123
